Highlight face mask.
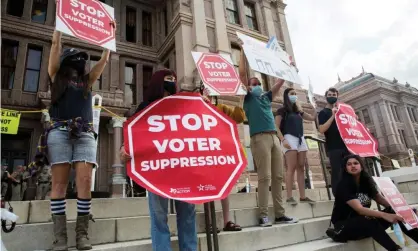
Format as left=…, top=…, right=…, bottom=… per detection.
left=251, top=85, right=263, bottom=96
left=164, top=80, right=176, bottom=95
left=326, top=97, right=338, bottom=104
left=289, top=95, right=298, bottom=104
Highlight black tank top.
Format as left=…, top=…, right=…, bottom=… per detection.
left=49, top=73, right=93, bottom=122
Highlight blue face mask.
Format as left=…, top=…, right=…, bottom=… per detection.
left=289, top=95, right=298, bottom=104
left=252, top=85, right=263, bottom=96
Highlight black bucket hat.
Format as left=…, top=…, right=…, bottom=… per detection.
left=60, top=48, right=88, bottom=65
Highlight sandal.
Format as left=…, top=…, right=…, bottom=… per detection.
left=223, top=221, right=242, bottom=231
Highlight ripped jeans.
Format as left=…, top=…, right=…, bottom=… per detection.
left=148, top=192, right=197, bottom=251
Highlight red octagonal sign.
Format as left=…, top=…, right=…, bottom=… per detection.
left=56, top=0, right=116, bottom=51
left=124, top=93, right=247, bottom=204
left=197, top=53, right=241, bottom=95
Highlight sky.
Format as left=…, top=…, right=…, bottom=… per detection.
left=284, top=0, right=418, bottom=95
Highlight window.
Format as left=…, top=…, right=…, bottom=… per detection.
left=399, top=129, right=407, bottom=147
left=142, top=11, right=152, bottom=46
left=415, top=130, right=418, bottom=141
left=244, top=2, right=258, bottom=30
left=31, top=0, right=48, bottom=23
left=408, top=107, right=417, bottom=123
left=231, top=45, right=241, bottom=73
left=164, top=60, right=170, bottom=69
left=7, top=0, right=24, bottom=17
left=391, top=105, right=400, bottom=121
left=355, top=112, right=361, bottom=122
left=125, top=64, right=136, bottom=105
left=254, top=72, right=269, bottom=91
left=226, top=0, right=240, bottom=25
left=1, top=39, right=19, bottom=90
left=143, top=66, right=153, bottom=94
left=126, top=7, right=137, bottom=43
left=89, top=56, right=102, bottom=90
left=23, top=46, right=43, bottom=92
left=362, top=109, right=371, bottom=124
left=163, top=8, right=168, bottom=36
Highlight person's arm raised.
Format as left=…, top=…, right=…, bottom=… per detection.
left=87, top=20, right=116, bottom=89
left=238, top=42, right=249, bottom=90
left=48, top=30, right=62, bottom=82
left=270, top=79, right=285, bottom=98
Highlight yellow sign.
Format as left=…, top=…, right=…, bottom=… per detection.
left=306, top=138, right=319, bottom=149
left=1, top=110, right=21, bottom=134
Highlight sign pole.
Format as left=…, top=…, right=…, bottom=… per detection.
left=91, top=94, right=102, bottom=192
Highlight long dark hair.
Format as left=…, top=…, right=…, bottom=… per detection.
left=283, top=88, right=299, bottom=113
left=144, top=68, right=177, bottom=103
left=341, top=154, right=378, bottom=194
left=50, top=65, right=87, bottom=104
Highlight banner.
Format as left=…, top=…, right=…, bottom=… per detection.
left=191, top=52, right=246, bottom=96
left=1, top=110, right=21, bottom=135
left=374, top=177, right=418, bottom=229
left=56, top=0, right=116, bottom=51
left=335, top=103, right=378, bottom=157
left=237, top=32, right=302, bottom=85
left=124, top=93, right=247, bottom=204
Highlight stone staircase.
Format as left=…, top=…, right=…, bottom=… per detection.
left=2, top=187, right=418, bottom=251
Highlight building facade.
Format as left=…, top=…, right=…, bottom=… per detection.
left=1, top=0, right=324, bottom=197
left=315, top=71, right=418, bottom=169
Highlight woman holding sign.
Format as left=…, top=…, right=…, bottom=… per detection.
left=275, top=88, right=316, bottom=205
left=120, top=69, right=197, bottom=251
left=327, top=155, right=418, bottom=251
left=37, top=21, right=115, bottom=251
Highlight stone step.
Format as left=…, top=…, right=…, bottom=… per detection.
left=4, top=200, right=418, bottom=251
left=10, top=190, right=418, bottom=226
left=265, top=238, right=374, bottom=251
left=2, top=201, right=332, bottom=251
left=12, top=188, right=332, bottom=224
left=79, top=217, right=331, bottom=251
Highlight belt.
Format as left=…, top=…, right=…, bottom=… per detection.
left=251, top=131, right=277, bottom=138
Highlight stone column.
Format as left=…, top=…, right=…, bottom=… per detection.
left=369, top=103, right=386, bottom=151
left=399, top=104, right=418, bottom=147
left=212, top=0, right=230, bottom=54
left=260, top=0, right=276, bottom=37
left=11, top=41, right=28, bottom=101
left=45, top=0, right=56, bottom=26
left=275, top=1, right=295, bottom=59
left=111, top=117, right=127, bottom=197
left=379, top=101, right=400, bottom=152
left=22, top=0, right=32, bottom=21
left=237, top=0, right=247, bottom=29
left=191, top=0, right=210, bottom=51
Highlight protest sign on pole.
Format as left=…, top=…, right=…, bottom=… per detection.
left=124, top=93, right=247, bottom=204
left=90, top=94, right=102, bottom=191
left=335, top=103, right=378, bottom=157
left=237, top=32, right=302, bottom=85
left=56, top=0, right=116, bottom=51
left=374, top=177, right=418, bottom=229
left=192, top=52, right=246, bottom=96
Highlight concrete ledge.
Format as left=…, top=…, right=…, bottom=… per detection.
left=8, top=201, right=29, bottom=224
left=269, top=238, right=375, bottom=251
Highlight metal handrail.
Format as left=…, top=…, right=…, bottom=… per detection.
left=304, top=135, right=332, bottom=200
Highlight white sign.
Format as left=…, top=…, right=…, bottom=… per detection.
left=237, top=32, right=302, bottom=85
left=308, top=78, right=316, bottom=108
left=91, top=94, right=102, bottom=191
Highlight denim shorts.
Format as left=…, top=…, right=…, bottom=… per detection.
left=47, top=128, right=97, bottom=167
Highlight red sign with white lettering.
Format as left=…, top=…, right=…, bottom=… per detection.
left=56, top=0, right=116, bottom=51
left=335, top=103, right=378, bottom=157
left=196, top=53, right=241, bottom=95
left=124, top=93, right=247, bottom=204
left=374, top=177, right=418, bottom=228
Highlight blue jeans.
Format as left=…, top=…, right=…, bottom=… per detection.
left=148, top=192, right=197, bottom=251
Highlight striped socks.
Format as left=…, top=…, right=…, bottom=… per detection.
left=77, top=198, right=91, bottom=216
left=51, top=198, right=66, bottom=215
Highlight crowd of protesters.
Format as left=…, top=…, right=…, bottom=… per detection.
left=1, top=22, right=417, bottom=251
